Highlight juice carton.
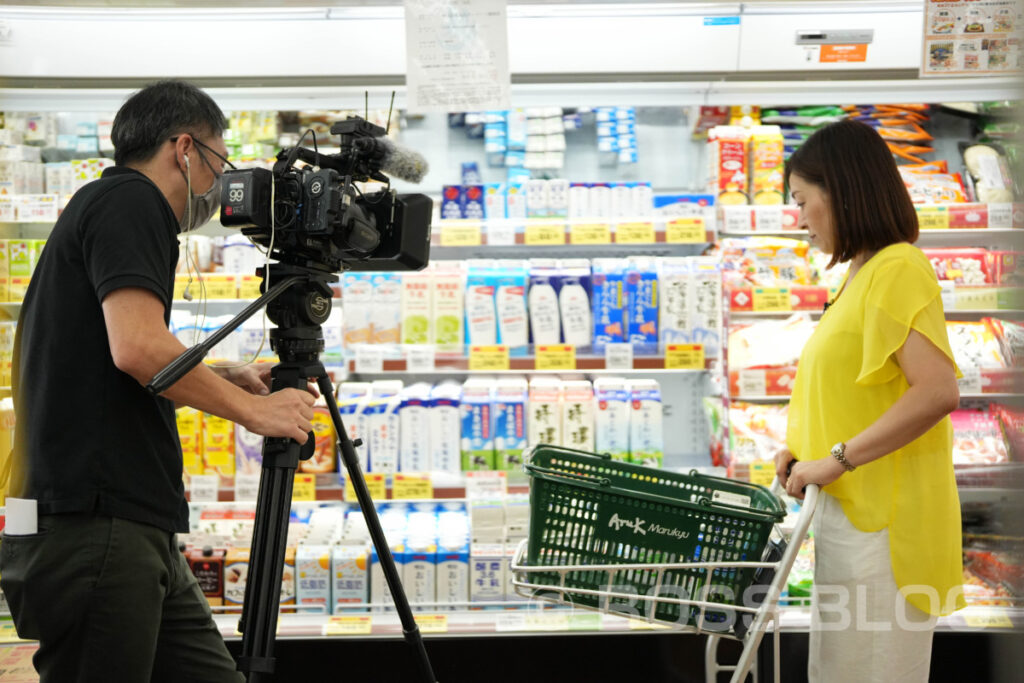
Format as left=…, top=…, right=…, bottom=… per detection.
left=370, top=273, right=401, bottom=345
left=591, top=259, right=628, bottom=354
left=527, top=259, right=562, bottom=345
left=556, top=259, right=593, bottom=349
left=628, top=379, right=664, bottom=467
left=625, top=257, right=659, bottom=355
left=465, top=261, right=498, bottom=346
left=562, top=380, right=596, bottom=452
left=403, top=537, right=438, bottom=611
left=342, top=273, right=373, bottom=346
left=528, top=377, right=562, bottom=447
left=176, top=406, right=204, bottom=479
left=401, top=271, right=432, bottom=345
left=364, top=381, right=403, bottom=473
left=430, top=382, right=462, bottom=473
left=460, top=379, right=494, bottom=470
left=296, top=544, right=332, bottom=613
left=708, top=125, right=751, bottom=206
left=299, top=398, right=337, bottom=474
left=435, top=537, right=470, bottom=610
left=224, top=547, right=251, bottom=607
left=593, top=378, right=630, bottom=461
left=750, top=126, right=785, bottom=205
left=337, top=382, right=371, bottom=474
left=202, top=412, right=235, bottom=485
left=332, top=542, right=370, bottom=613
left=431, top=264, right=465, bottom=353
left=495, top=260, right=529, bottom=355
left=399, top=383, right=433, bottom=472
left=492, top=377, right=528, bottom=470
left=188, top=547, right=225, bottom=607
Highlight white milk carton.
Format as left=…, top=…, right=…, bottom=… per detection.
left=492, top=377, right=528, bottom=471
left=399, top=383, right=433, bottom=472
left=470, top=538, right=506, bottom=608
left=429, top=382, right=463, bottom=473
left=593, top=377, right=631, bottom=461
left=337, top=382, right=372, bottom=474
left=561, top=380, right=596, bottom=452
left=627, top=379, right=664, bottom=467
left=364, top=381, right=403, bottom=473
left=460, top=378, right=495, bottom=471
left=527, top=377, right=562, bottom=447
left=370, top=273, right=402, bottom=345
left=435, top=537, right=470, bottom=611
left=403, top=536, right=438, bottom=611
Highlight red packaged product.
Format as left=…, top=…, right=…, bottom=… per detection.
left=923, top=248, right=992, bottom=285
left=989, top=251, right=1024, bottom=286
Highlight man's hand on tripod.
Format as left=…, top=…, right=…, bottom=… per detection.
left=213, top=363, right=320, bottom=399
left=243, top=388, right=316, bottom=444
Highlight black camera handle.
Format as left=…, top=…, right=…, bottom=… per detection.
left=147, top=269, right=438, bottom=683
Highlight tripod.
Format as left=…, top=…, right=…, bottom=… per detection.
left=149, top=262, right=437, bottom=683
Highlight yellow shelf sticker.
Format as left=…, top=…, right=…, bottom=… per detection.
left=616, top=221, right=656, bottom=244
left=524, top=222, right=566, bottom=246
left=570, top=223, right=612, bottom=245
left=536, top=344, right=576, bottom=371
left=917, top=207, right=949, bottom=230
left=203, top=275, right=238, bottom=300
left=750, top=460, right=775, bottom=487
left=324, top=615, right=373, bottom=636
left=964, top=612, right=1014, bottom=629
left=439, top=222, right=483, bottom=247
left=666, top=217, right=707, bottom=243
left=238, top=275, right=263, bottom=300
left=393, top=473, right=434, bottom=500
left=293, top=473, right=316, bottom=501
left=416, top=614, right=449, bottom=634
left=665, top=344, right=705, bottom=370
left=752, top=287, right=792, bottom=312
left=469, top=345, right=510, bottom=372
left=344, top=473, right=387, bottom=502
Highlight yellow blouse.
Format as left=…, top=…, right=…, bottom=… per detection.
left=786, top=242, right=965, bottom=617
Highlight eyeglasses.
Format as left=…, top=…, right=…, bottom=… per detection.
left=170, top=134, right=237, bottom=176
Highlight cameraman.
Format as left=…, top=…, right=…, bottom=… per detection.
left=0, top=80, right=315, bottom=682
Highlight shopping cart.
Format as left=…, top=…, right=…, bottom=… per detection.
left=510, top=445, right=818, bottom=683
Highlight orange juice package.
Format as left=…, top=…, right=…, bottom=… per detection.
left=750, top=126, right=785, bottom=205
left=202, top=412, right=235, bottom=485
left=299, top=399, right=338, bottom=474
left=708, top=126, right=751, bottom=205
left=177, top=407, right=204, bottom=480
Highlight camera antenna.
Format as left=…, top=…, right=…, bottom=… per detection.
left=386, top=91, right=396, bottom=134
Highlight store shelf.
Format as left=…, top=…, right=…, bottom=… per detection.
left=431, top=217, right=714, bottom=250
left=345, top=349, right=713, bottom=375
left=722, top=228, right=1024, bottom=249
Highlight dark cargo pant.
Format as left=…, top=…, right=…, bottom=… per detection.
left=0, top=513, right=243, bottom=683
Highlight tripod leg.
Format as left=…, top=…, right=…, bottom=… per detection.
left=318, top=374, right=438, bottom=683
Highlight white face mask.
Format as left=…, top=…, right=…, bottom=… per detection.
left=179, top=154, right=222, bottom=232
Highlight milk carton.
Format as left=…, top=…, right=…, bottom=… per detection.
left=470, top=539, right=506, bottom=608
left=364, top=381, right=403, bottom=473
left=401, top=271, right=432, bottom=345
left=342, top=273, right=373, bottom=346
left=435, top=538, right=470, bottom=610
left=296, top=544, right=333, bottom=614
left=547, top=178, right=570, bottom=219
left=430, top=382, right=462, bottom=473
left=527, top=259, right=561, bottom=345
left=528, top=377, right=562, bottom=447
left=370, top=273, right=402, bottom=345
left=628, top=379, right=664, bottom=467
left=525, top=178, right=549, bottom=218
left=370, top=506, right=407, bottom=612
left=562, top=380, right=595, bottom=452
left=591, top=259, right=627, bottom=353
left=492, top=377, right=528, bottom=470
left=658, top=257, right=723, bottom=357
left=399, top=383, right=433, bottom=472
left=625, top=257, right=659, bottom=355
left=556, top=259, right=593, bottom=349
left=332, top=542, right=370, bottom=613
left=431, top=265, right=465, bottom=353
left=460, top=379, right=494, bottom=470
left=337, top=382, right=372, bottom=473
left=496, top=260, right=529, bottom=355
left=593, top=378, right=631, bottom=461
left=484, top=183, right=506, bottom=219
left=403, top=536, right=438, bottom=611
left=465, top=262, right=498, bottom=346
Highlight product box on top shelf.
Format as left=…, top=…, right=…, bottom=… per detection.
left=708, top=126, right=750, bottom=206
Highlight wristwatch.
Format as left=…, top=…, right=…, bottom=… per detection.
left=830, top=442, right=856, bottom=472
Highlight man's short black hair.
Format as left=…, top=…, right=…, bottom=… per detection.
left=111, top=79, right=226, bottom=166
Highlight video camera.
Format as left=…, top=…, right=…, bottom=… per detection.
left=219, top=116, right=432, bottom=272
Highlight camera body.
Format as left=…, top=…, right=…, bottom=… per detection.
left=220, top=117, right=431, bottom=272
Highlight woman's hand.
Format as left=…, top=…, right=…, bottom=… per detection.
left=785, top=457, right=845, bottom=500
left=774, top=447, right=796, bottom=488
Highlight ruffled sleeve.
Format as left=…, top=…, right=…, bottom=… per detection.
left=857, top=256, right=960, bottom=386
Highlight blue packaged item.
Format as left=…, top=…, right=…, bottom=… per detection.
left=625, top=257, right=659, bottom=354
left=461, top=186, right=486, bottom=220
left=591, top=259, right=627, bottom=353
left=494, top=261, right=529, bottom=356
left=441, top=185, right=464, bottom=220
left=461, top=162, right=482, bottom=185
left=460, top=379, right=494, bottom=470
left=504, top=150, right=525, bottom=168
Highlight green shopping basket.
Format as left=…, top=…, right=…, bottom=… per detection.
left=522, top=445, right=787, bottom=628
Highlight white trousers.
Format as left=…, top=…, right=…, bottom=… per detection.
left=808, top=493, right=936, bottom=683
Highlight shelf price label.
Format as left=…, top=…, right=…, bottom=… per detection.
left=344, top=473, right=387, bottom=502
left=234, top=473, right=261, bottom=502
left=466, top=470, right=508, bottom=498
left=917, top=206, right=949, bottom=230
left=524, top=222, right=566, bottom=245
left=204, top=275, right=238, bottom=300
left=324, top=615, right=373, bottom=636
left=536, top=344, right=576, bottom=371
left=439, top=222, right=482, bottom=246
left=415, top=614, right=449, bottom=634
left=604, top=342, right=634, bottom=371
left=666, top=217, right=706, bottom=243
left=405, top=345, right=436, bottom=373
left=239, top=275, right=263, bottom=300
left=189, top=474, right=219, bottom=503
left=665, top=344, right=705, bottom=370
left=954, top=287, right=999, bottom=311
left=963, top=612, right=1014, bottom=629
left=570, top=223, right=612, bottom=245
left=469, top=345, right=510, bottom=371
left=616, top=221, right=656, bottom=244
left=752, top=287, right=792, bottom=312
left=293, top=473, right=316, bottom=501
left=354, top=345, right=384, bottom=374
left=749, top=460, right=775, bottom=487
left=393, top=473, right=434, bottom=500
left=568, top=612, right=603, bottom=631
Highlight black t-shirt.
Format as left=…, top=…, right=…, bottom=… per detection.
left=10, top=166, right=187, bottom=532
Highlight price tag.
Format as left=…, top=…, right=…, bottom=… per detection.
left=750, top=461, right=775, bottom=487
left=495, top=612, right=527, bottom=632
left=239, top=275, right=263, bottom=300
left=955, top=287, right=999, bottom=311
left=722, top=205, right=753, bottom=233
left=416, top=614, right=448, bottom=634
left=939, top=281, right=956, bottom=310
left=293, top=473, right=316, bottom=501
left=393, top=473, right=434, bottom=500
left=0, top=620, right=23, bottom=643
left=469, top=345, right=510, bottom=372
left=988, top=203, right=1013, bottom=229
left=568, top=612, right=603, bottom=631
left=344, top=473, right=387, bottom=502
left=957, top=367, right=982, bottom=396
left=524, top=612, right=569, bottom=631
left=738, top=370, right=768, bottom=397
left=324, top=615, right=373, bottom=636
left=465, top=470, right=508, bottom=498
left=440, top=222, right=482, bottom=247
left=752, top=287, right=792, bottom=312
left=917, top=207, right=949, bottom=230
left=604, top=342, right=634, bottom=371
left=405, top=345, right=436, bottom=373
left=665, top=344, right=705, bottom=370
left=487, top=222, right=516, bottom=246
left=173, top=275, right=189, bottom=300
left=354, top=345, right=384, bottom=374
left=536, top=344, right=576, bottom=371
left=964, top=611, right=1014, bottom=629
left=754, top=206, right=783, bottom=232
left=234, top=473, right=261, bottom=502
left=189, top=474, right=219, bottom=503
left=204, top=275, right=238, bottom=300
left=524, top=222, right=566, bottom=245
left=570, top=223, right=612, bottom=245
left=616, top=221, right=655, bottom=243
left=666, top=217, right=706, bottom=243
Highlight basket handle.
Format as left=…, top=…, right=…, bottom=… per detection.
left=688, top=469, right=787, bottom=517
left=523, top=463, right=612, bottom=487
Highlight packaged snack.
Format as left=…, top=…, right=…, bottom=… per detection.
left=750, top=126, right=785, bottom=205
left=708, top=126, right=750, bottom=205
left=898, top=169, right=967, bottom=204
left=727, top=401, right=789, bottom=465
left=924, top=248, right=991, bottom=284
left=950, top=409, right=1010, bottom=465
left=984, top=318, right=1024, bottom=367
left=728, top=316, right=816, bottom=370
left=962, top=143, right=1015, bottom=204
left=992, top=403, right=1024, bottom=461
left=947, top=321, right=1006, bottom=369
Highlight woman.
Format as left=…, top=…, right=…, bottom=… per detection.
left=775, top=120, right=965, bottom=682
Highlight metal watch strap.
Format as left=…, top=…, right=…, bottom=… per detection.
left=831, top=442, right=856, bottom=472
